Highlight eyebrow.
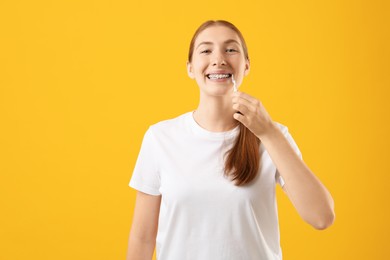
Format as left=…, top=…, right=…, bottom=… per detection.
left=195, top=39, right=241, bottom=50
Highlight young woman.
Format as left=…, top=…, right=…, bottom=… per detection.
left=126, top=20, right=335, bottom=260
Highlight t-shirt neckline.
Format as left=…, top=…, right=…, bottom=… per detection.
left=186, top=111, right=240, bottom=140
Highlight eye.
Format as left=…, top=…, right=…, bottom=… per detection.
left=226, top=48, right=238, bottom=53
left=200, top=49, right=211, bottom=54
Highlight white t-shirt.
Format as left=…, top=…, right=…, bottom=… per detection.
left=129, top=111, right=302, bottom=260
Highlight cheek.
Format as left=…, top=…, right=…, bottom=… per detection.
left=192, top=58, right=208, bottom=71
left=238, top=61, right=248, bottom=74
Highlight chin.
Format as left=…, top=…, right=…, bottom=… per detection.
left=200, top=87, right=232, bottom=97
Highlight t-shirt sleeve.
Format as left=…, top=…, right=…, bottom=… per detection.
left=275, top=125, right=303, bottom=187
left=129, top=127, right=161, bottom=196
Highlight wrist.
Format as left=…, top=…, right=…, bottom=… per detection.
left=257, top=121, right=280, bottom=141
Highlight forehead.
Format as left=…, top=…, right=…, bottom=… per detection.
left=194, top=25, right=242, bottom=46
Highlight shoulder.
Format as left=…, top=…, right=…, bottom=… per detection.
left=148, top=111, right=190, bottom=135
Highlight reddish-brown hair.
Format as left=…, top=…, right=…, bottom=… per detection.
left=188, top=20, right=260, bottom=186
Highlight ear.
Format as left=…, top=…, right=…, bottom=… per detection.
left=244, top=58, right=250, bottom=76
left=187, top=61, right=195, bottom=79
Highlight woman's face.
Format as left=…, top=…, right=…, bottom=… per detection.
left=187, top=25, right=250, bottom=97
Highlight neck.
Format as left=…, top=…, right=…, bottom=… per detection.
left=193, top=95, right=238, bottom=132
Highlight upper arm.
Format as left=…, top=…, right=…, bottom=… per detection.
left=129, top=191, right=162, bottom=243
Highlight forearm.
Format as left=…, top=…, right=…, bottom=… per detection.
left=126, top=237, right=155, bottom=260
left=260, top=124, right=335, bottom=229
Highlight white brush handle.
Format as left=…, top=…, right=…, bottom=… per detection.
left=232, top=75, right=237, bottom=92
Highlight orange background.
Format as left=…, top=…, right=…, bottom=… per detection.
left=1, top=0, right=389, bottom=259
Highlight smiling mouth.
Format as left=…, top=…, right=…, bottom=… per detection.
left=206, top=73, right=232, bottom=79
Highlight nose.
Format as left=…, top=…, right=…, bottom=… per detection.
left=211, top=51, right=226, bottom=66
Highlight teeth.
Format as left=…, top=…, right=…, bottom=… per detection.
left=207, top=74, right=231, bottom=79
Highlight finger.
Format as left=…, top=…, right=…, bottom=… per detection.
left=232, top=97, right=257, bottom=113
left=233, top=91, right=259, bottom=105
left=232, top=102, right=250, bottom=115
left=233, top=112, right=248, bottom=127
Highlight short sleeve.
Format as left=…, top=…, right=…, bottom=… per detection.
left=129, top=127, right=161, bottom=196
left=275, top=125, right=303, bottom=187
